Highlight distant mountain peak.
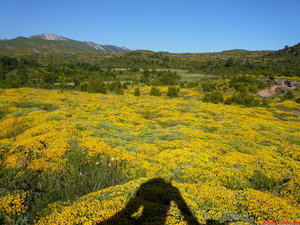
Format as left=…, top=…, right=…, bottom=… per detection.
left=31, top=33, right=68, bottom=41
left=0, top=33, right=130, bottom=54
left=86, top=41, right=105, bottom=51
left=120, top=46, right=130, bottom=51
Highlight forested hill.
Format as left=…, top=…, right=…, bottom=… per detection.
left=0, top=38, right=299, bottom=80
left=270, top=43, right=300, bottom=57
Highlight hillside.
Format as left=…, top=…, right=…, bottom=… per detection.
left=0, top=34, right=299, bottom=77
left=0, top=88, right=299, bottom=224
left=0, top=39, right=299, bottom=224
left=271, top=43, right=300, bottom=57
left=0, top=33, right=130, bottom=55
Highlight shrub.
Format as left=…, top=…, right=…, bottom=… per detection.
left=0, top=106, right=8, bottom=119
left=98, top=82, right=108, bottom=94
left=0, top=148, right=127, bottom=223
left=260, top=98, right=269, bottom=107
left=108, top=81, right=124, bottom=95
left=167, top=86, right=180, bottom=97
left=201, top=81, right=217, bottom=92
left=78, top=82, right=88, bottom=92
left=87, top=79, right=107, bottom=94
left=248, top=84, right=258, bottom=93
left=229, top=75, right=258, bottom=93
left=203, top=92, right=224, bottom=104
left=224, top=57, right=234, bottom=67
left=157, top=70, right=180, bottom=85
left=225, top=93, right=261, bottom=107
left=280, top=90, right=294, bottom=101
left=14, top=101, right=57, bottom=111
left=150, top=87, right=162, bottom=96
left=229, top=75, right=256, bottom=87
left=186, top=82, right=199, bottom=88
left=179, top=82, right=186, bottom=88
left=122, top=81, right=132, bottom=89
left=134, top=87, right=140, bottom=96
left=114, top=86, right=124, bottom=95
left=248, top=170, right=280, bottom=193
left=231, top=82, right=249, bottom=94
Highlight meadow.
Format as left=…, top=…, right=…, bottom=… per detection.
left=157, top=69, right=209, bottom=82
left=0, top=87, right=299, bottom=224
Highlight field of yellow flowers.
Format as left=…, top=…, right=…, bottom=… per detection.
left=0, top=87, right=299, bottom=224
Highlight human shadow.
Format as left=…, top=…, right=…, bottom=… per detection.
left=97, top=178, right=225, bottom=225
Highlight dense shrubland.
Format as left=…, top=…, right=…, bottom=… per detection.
left=0, top=88, right=299, bottom=224
left=2, top=53, right=299, bottom=108
left=0, top=43, right=299, bottom=224
left=0, top=43, right=299, bottom=89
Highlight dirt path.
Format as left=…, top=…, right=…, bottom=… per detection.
left=258, top=85, right=280, bottom=97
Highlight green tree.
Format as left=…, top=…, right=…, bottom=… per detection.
left=150, top=87, right=162, bottom=96
left=134, top=87, right=140, bottom=96
left=203, top=92, right=224, bottom=103
left=224, top=58, right=234, bottom=67
left=167, top=86, right=180, bottom=97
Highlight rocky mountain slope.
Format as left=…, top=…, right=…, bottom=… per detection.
left=0, top=33, right=130, bottom=55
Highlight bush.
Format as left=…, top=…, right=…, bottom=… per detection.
left=179, top=82, right=186, bottom=88
left=225, top=93, right=261, bottom=107
left=0, top=106, right=8, bottom=119
left=108, top=81, right=124, bottom=95
left=140, top=70, right=180, bottom=85
left=98, top=83, right=108, bottom=94
left=186, top=82, right=199, bottom=88
left=122, top=81, right=132, bottom=89
left=134, top=87, right=140, bottom=96
left=157, top=70, right=180, bottom=85
left=248, top=84, right=258, bottom=93
left=150, top=87, right=162, bottom=96
left=114, top=86, right=124, bottom=95
left=232, top=82, right=249, bottom=93
left=229, top=75, right=256, bottom=87
left=87, top=79, right=107, bottom=94
left=229, top=75, right=257, bottom=93
left=280, top=90, right=294, bottom=101
left=201, top=81, right=217, bottom=92
left=261, top=98, right=269, bottom=107
left=78, top=82, right=88, bottom=92
left=14, top=101, right=57, bottom=111
left=203, top=92, right=224, bottom=104
left=224, top=57, right=234, bottom=67
left=0, top=147, right=127, bottom=223
left=167, top=86, right=180, bottom=97
left=248, top=170, right=280, bottom=193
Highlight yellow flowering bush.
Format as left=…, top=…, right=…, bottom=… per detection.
left=0, top=192, right=28, bottom=216
left=0, top=87, right=299, bottom=224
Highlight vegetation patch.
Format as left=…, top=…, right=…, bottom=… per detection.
left=0, top=140, right=127, bottom=224
left=14, top=101, right=57, bottom=111
left=0, top=88, right=299, bottom=224
left=0, top=106, right=9, bottom=120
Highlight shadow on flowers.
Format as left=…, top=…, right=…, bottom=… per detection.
left=98, top=178, right=225, bottom=225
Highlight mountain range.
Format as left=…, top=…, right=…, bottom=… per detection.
left=0, top=33, right=130, bottom=55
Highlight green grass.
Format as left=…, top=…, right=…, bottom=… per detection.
left=14, top=101, right=57, bottom=111
left=0, top=140, right=128, bottom=224
left=0, top=106, right=8, bottom=120
left=158, top=69, right=209, bottom=82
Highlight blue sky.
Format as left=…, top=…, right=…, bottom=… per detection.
left=1, top=0, right=300, bottom=53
